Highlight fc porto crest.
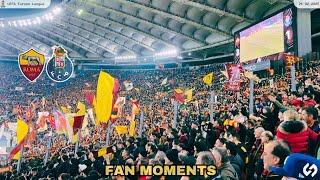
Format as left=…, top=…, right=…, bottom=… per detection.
left=18, top=49, right=45, bottom=82
left=46, top=46, right=74, bottom=82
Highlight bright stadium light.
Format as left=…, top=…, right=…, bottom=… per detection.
left=36, top=17, right=42, bottom=24
left=77, top=9, right=83, bottom=16
left=53, top=7, right=62, bottom=15
left=18, top=20, right=23, bottom=27
left=115, top=55, right=137, bottom=61
left=27, top=19, right=32, bottom=25
left=154, top=49, right=178, bottom=57
left=47, top=13, right=54, bottom=21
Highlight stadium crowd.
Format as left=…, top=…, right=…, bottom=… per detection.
left=0, top=59, right=320, bottom=180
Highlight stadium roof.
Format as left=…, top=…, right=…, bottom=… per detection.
left=0, top=0, right=303, bottom=64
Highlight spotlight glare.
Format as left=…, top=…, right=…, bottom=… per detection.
left=27, top=19, right=32, bottom=25
left=77, top=9, right=83, bottom=16
left=154, top=48, right=179, bottom=58
left=53, top=7, right=62, bottom=15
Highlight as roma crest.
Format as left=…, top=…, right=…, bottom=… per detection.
left=18, top=49, right=45, bottom=82
left=46, top=46, right=74, bottom=82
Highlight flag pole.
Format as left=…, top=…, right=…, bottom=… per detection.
left=291, top=65, right=297, bottom=92
left=210, top=90, right=214, bottom=122
left=106, top=121, right=111, bottom=146
left=249, top=79, right=254, bottom=115
left=74, top=130, right=81, bottom=157
left=17, top=145, right=24, bottom=174
left=173, top=100, right=178, bottom=129
left=44, top=133, right=52, bottom=165
left=138, top=111, right=144, bottom=138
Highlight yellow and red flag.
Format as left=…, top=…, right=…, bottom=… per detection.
left=73, top=101, right=86, bottom=135
left=8, top=119, right=29, bottom=160
left=174, top=89, right=184, bottom=103
left=185, top=89, right=193, bottom=103
left=95, top=71, right=120, bottom=125
left=53, top=110, right=68, bottom=135
left=131, top=99, right=140, bottom=116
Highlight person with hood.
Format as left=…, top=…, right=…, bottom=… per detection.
left=276, top=109, right=318, bottom=154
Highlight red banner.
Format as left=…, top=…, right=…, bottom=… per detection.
left=225, top=64, right=242, bottom=91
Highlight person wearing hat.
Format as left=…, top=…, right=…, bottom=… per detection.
left=270, top=153, right=320, bottom=179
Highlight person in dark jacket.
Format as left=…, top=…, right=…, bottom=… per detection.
left=301, top=107, right=320, bottom=133
left=211, top=147, right=238, bottom=180
left=225, top=141, right=245, bottom=179
left=261, top=106, right=277, bottom=133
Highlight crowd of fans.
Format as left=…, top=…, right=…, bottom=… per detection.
left=0, top=59, right=320, bottom=180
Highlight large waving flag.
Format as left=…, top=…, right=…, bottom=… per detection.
left=37, top=112, right=48, bottom=132
left=174, top=89, right=185, bottom=103
left=185, top=89, right=193, bottom=103
left=131, top=99, right=140, bottom=116
left=114, top=126, right=128, bottom=135
left=85, top=92, right=95, bottom=106
left=95, top=71, right=120, bottom=125
left=9, top=119, right=29, bottom=160
left=129, top=99, right=140, bottom=137
left=53, top=111, right=68, bottom=135
left=129, top=117, right=136, bottom=137
left=203, top=72, right=214, bottom=86
left=73, top=101, right=86, bottom=135
left=61, top=106, right=71, bottom=114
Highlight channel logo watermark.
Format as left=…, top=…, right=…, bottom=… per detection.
left=294, top=0, right=320, bottom=9
left=0, top=0, right=51, bottom=9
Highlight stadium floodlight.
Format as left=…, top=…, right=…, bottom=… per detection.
left=18, top=20, right=23, bottom=27
left=53, top=7, right=62, bottom=15
left=77, top=9, right=83, bottom=16
left=154, top=49, right=178, bottom=57
left=12, top=21, right=17, bottom=27
left=47, top=13, right=54, bottom=21
left=188, top=52, right=192, bottom=56
left=115, top=55, right=137, bottom=60
left=0, top=22, right=4, bottom=28
left=27, top=19, right=32, bottom=25
left=36, top=17, right=42, bottom=24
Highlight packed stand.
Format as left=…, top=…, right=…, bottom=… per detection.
left=0, top=60, right=320, bottom=179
